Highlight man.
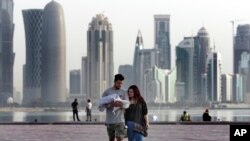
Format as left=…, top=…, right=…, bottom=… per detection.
left=86, top=99, right=92, bottom=121
left=100, top=74, right=128, bottom=141
left=71, top=98, right=80, bottom=121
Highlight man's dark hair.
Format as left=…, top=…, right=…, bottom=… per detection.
left=87, top=99, right=91, bottom=102
left=114, top=74, right=124, bottom=82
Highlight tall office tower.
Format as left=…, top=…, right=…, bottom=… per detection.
left=22, top=9, right=43, bottom=105
left=154, top=15, right=171, bottom=69
left=206, top=51, right=222, bottom=102
left=87, top=14, right=114, bottom=100
left=133, top=30, right=144, bottom=86
left=41, top=1, right=66, bottom=104
left=118, top=65, right=133, bottom=90
left=221, top=74, right=233, bottom=102
left=0, top=0, right=15, bottom=105
left=133, top=31, right=159, bottom=93
left=238, top=52, right=250, bottom=103
left=197, top=27, right=210, bottom=73
left=81, top=57, right=87, bottom=97
left=133, top=31, right=159, bottom=95
left=234, top=24, right=250, bottom=74
left=176, top=37, right=194, bottom=102
left=192, top=27, right=210, bottom=104
left=70, top=70, right=81, bottom=95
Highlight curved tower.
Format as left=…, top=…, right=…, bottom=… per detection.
left=22, top=9, right=43, bottom=105
left=197, top=27, right=210, bottom=73
left=41, top=1, right=66, bottom=104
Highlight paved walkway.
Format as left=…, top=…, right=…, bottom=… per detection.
left=0, top=124, right=229, bottom=141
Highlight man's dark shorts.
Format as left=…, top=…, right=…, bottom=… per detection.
left=106, top=123, right=127, bottom=138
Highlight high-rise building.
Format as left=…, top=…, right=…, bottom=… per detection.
left=133, top=30, right=159, bottom=94
left=221, top=74, right=233, bottom=102
left=41, top=1, right=66, bottom=104
left=81, top=57, right=87, bottom=97
left=197, top=27, right=210, bottom=73
left=207, top=51, right=222, bottom=102
left=70, top=70, right=81, bottom=95
left=234, top=24, right=250, bottom=74
left=0, top=0, right=15, bottom=105
left=154, top=15, right=171, bottom=69
left=87, top=14, right=114, bottom=100
left=22, top=9, right=43, bottom=105
left=176, top=37, right=194, bottom=102
left=118, top=65, right=133, bottom=90
left=133, top=30, right=144, bottom=87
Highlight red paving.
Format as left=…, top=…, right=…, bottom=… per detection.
left=0, top=124, right=229, bottom=141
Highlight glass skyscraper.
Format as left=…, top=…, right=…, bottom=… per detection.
left=0, top=0, right=15, bottom=105
left=154, top=15, right=171, bottom=69
left=22, top=9, right=43, bottom=105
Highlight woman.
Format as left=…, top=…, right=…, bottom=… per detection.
left=202, top=109, right=211, bottom=121
left=125, top=85, right=149, bottom=141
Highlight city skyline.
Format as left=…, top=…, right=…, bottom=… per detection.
left=13, top=0, right=250, bottom=92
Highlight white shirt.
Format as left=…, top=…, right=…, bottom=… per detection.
left=87, top=102, right=92, bottom=110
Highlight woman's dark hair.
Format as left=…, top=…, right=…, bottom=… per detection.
left=114, top=74, right=124, bottom=82
left=128, top=85, right=145, bottom=103
left=87, top=99, right=91, bottom=102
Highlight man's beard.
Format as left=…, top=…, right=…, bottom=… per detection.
left=114, top=85, right=120, bottom=89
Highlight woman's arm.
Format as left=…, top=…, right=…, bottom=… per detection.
left=144, top=114, right=149, bottom=129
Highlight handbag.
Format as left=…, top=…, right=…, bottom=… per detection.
left=133, top=122, right=148, bottom=137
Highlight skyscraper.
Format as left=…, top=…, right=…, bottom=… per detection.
left=22, top=9, right=43, bottom=105
left=234, top=24, right=250, bottom=74
left=154, top=15, right=171, bottom=69
left=81, top=57, right=87, bottom=97
left=41, top=1, right=66, bottom=104
left=197, top=27, right=210, bottom=73
left=176, top=37, right=194, bottom=102
left=87, top=14, right=114, bottom=100
left=193, top=27, right=210, bottom=104
left=133, top=31, right=159, bottom=94
left=207, top=51, right=222, bottom=102
left=0, top=0, right=15, bottom=105
left=70, top=70, right=81, bottom=95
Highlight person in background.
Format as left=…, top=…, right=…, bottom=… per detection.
left=202, top=109, right=211, bottom=121
left=179, top=111, right=191, bottom=121
left=71, top=98, right=80, bottom=121
left=125, top=85, right=149, bottom=141
left=86, top=99, right=92, bottom=121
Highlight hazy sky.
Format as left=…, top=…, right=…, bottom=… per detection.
left=13, top=0, right=250, bottom=92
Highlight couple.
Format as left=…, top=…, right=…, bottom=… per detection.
left=99, top=74, right=149, bottom=141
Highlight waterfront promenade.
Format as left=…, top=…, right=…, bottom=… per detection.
left=0, top=122, right=230, bottom=141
